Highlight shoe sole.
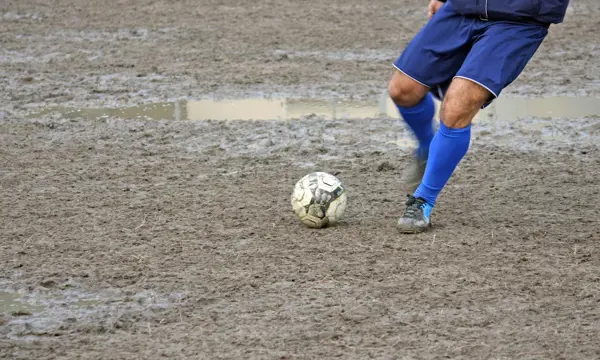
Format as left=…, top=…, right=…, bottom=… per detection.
left=396, top=223, right=431, bottom=234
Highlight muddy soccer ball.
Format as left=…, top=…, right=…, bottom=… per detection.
left=291, top=172, right=347, bottom=228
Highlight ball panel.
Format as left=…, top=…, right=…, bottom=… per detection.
left=292, top=179, right=312, bottom=208
left=301, top=214, right=328, bottom=229
left=326, top=192, right=347, bottom=223
left=291, top=197, right=308, bottom=217
left=315, top=172, right=340, bottom=192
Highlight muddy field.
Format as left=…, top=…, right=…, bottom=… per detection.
left=2, top=0, right=600, bottom=359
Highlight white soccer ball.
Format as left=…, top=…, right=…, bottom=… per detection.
left=291, top=172, right=347, bottom=228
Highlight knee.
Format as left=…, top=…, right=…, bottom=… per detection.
left=388, top=75, right=426, bottom=108
left=440, top=78, right=492, bottom=128
left=440, top=93, right=481, bottom=129
left=439, top=95, right=466, bottom=128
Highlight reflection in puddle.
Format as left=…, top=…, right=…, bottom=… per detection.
left=479, top=96, right=600, bottom=122
left=29, top=95, right=600, bottom=122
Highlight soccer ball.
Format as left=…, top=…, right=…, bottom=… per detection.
left=291, top=172, right=347, bottom=228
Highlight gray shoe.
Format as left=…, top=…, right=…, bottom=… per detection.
left=401, top=156, right=427, bottom=193
left=397, top=195, right=433, bottom=234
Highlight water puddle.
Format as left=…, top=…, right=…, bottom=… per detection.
left=28, top=95, right=600, bottom=122
left=70, top=299, right=103, bottom=308
left=1, top=282, right=179, bottom=340
left=479, top=96, right=600, bottom=121
left=0, top=291, right=45, bottom=316
left=0, top=290, right=103, bottom=318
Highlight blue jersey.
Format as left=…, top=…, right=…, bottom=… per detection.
left=439, top=0, right=569, bottom=24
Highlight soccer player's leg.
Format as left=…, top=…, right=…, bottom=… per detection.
left=389, top=2, right=473, bottom=192
left=397, top=21, right=548, bottom=233
left=397, top=78, right=489, bottom=233
left=388, top=72, right=432, bottom=192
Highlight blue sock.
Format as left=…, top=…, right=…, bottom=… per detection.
left=414, top=122, right=471, bottom=206
left=395, top=93, right=435, bottom=159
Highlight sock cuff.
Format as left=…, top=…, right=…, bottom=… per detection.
left=439, top=121, right=471, bottom=134
left=396, top=93, right=434, bottom=114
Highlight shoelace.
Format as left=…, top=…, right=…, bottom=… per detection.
left=404, top=195, right=424, bottom=218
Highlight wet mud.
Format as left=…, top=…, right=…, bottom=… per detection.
left=2, top=112, right=600, bottom=359
left=2, top=0, right=600, bottom=359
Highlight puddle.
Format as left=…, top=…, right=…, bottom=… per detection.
left=71, top=299, right=103, bottom=308
left=0, top=291, right=45, bottom=316
left=28, top=95, right=600, bottom=122
left=479, top=96, right=600, bottom=121
left=1, top=281, right=181, bottom=340
left=0, top=290, right=103, bottom=318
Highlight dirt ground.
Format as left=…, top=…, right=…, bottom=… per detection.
left=1, top=0, right=600, bottom=359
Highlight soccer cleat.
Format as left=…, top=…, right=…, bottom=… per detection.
left=397, top=195, right=433, bottom=233
left=401, top=155, right=427, bottom=193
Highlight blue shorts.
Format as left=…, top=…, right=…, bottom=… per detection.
left=393, top=2, right=548, bottom=106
